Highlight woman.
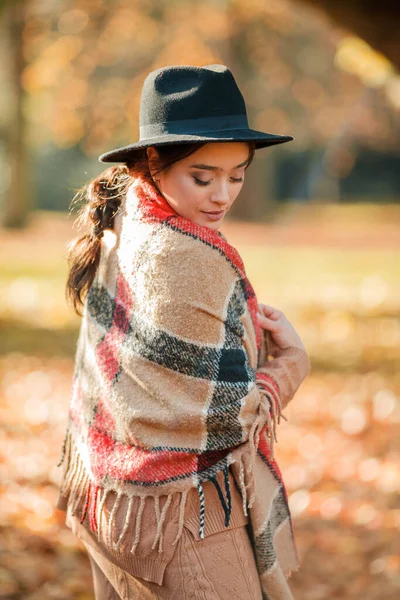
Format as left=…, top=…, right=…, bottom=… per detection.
left=56, top=64, right=311, bottom=600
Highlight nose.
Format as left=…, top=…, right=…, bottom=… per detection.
left=210, top=180, right=230, bottom=208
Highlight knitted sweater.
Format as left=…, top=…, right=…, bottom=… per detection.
left=56, top=174, right=311, bottom=599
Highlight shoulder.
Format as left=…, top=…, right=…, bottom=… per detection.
left=136, top=224, right=241, bottom=341
left=146, top=223, right=239, bottom=299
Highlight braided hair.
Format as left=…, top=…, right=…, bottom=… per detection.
left=65, top=165, right=132, bottom=316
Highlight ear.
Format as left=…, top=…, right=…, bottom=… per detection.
left=146, top=146, right=160, bottom=179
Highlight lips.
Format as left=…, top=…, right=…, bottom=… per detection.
left=202, top=209, right=226, bottom=221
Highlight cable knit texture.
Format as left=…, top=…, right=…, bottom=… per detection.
left=56, top=173, right=311, bottom=600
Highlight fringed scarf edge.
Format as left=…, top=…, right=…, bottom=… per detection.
left=56, top=383, right=285, bottom=557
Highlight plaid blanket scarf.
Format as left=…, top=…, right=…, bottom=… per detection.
left=56, top=173, right=311, bottom=599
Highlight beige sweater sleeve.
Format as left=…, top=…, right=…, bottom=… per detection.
left=256, top=328, right=311, bottom=411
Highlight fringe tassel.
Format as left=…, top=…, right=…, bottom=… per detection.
left=97, top=489, right=110, bottom=543
left=114, top=495, right=134, bottom=551
left=222, top=465, right=232, bottom=527
left=245, top=406, right=263, bottom=508
left=256, top=384, right=289, bottom=461
left=172, top=490, right=188, bottom=546
left=62, top=441, right=79, bottom=493
left=68, top=458, right=83, bottom=513
left=210, top=475, right=229, bottom=523
left=197, top=483, right=205, bottom=539
left=70, top=461, right=86, bottom=515
left=243, top=448, right=257, bottom=509
left=237, top=457, right=248, bottom=516
left=89, top=485, right=100, bottom=533
left=151, top=494, right=173, bottom=553
left=72, top=472, right=90, bottom=517
left=107, top=492, right=122, bottom=546
left=130, top=496, right=145, bottom=555
left=209, top=466, right=232, bottom=527
left=80, top=480, right=92, bottom=524
left=257, top=380, right=288, bottom=427
left=153, top=496, right=160, bottom=544
left=57, top=426, right=70, bottom=467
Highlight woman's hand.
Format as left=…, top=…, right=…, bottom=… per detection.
left=257, top=303, right=306, bottom=353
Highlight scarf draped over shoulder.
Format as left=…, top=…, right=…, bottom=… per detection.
left=56, top=174, right=311, bottom=599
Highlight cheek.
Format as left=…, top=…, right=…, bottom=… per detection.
left=230, top=183, right=244, bottom=202
left=164, top=177, right=204, bottom=214
left=182, top=178, right=207, bottom=206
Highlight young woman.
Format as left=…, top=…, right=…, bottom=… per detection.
left=56, top=64, right=311, bottom=600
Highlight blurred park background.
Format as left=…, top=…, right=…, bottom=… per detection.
left=1, top=0, right=399, bottom=598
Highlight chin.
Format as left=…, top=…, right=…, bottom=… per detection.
left=204, top=220, right=221, bottom=230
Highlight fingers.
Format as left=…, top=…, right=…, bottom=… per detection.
left=258, top=303, right=283, bottom=320
left=257, top=312, right=281, bottom=331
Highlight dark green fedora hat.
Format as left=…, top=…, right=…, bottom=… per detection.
left=98, top=63, right=294, bottom=163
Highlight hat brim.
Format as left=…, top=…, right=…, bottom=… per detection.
left=98, top=129, right=294, bottom=163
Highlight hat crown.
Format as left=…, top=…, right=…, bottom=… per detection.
left=139, top=64, right=248, bottom=128
left=98, top=63, right=294, bottom=163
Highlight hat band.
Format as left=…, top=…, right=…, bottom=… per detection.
left=139, top=114, right=249, bottom=139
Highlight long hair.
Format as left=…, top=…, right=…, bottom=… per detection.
left=65, top=141, right=256, bottom=316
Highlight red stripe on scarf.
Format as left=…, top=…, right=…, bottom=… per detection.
left=87, top=426, right=199, bottom=482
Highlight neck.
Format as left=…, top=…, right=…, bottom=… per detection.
left=132, top=174, right=180, bottom=219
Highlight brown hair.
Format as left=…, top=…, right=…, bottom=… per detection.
left=65, top=141, right=256, bottom=316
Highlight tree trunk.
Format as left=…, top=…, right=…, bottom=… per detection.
left=1, top=0, right=31, bottom=228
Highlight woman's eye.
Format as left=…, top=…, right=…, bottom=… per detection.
left=193, top=177, right=210, bottom=186
left=193, top=176, right=244, bottom=186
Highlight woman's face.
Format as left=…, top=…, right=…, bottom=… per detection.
left=146, top=142, right=250, bottom=230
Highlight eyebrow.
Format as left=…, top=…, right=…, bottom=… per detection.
left=189, top=158, right=249, bottom=171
